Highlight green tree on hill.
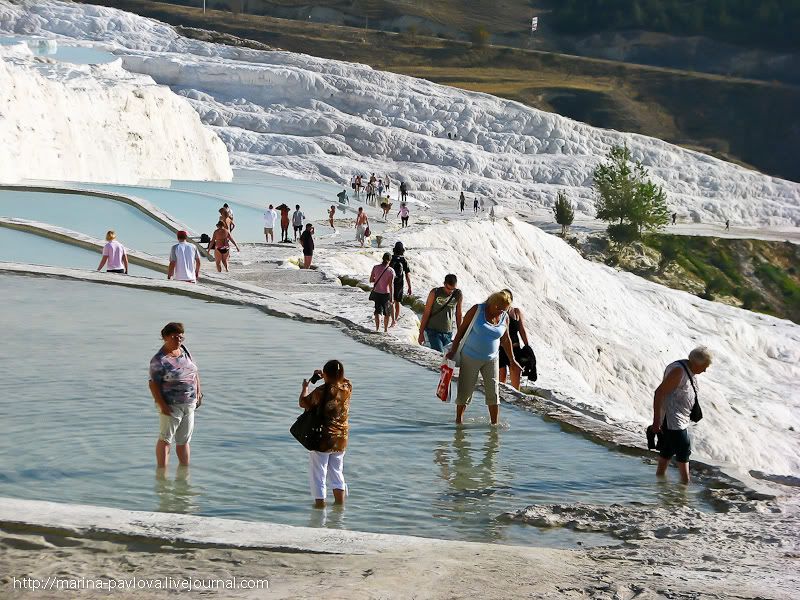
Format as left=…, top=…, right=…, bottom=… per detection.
left=553, top=190, right=575, bottom=237
left=593, top=144, right=669, bottom=244
left=470, top=26, right=490, bottom=49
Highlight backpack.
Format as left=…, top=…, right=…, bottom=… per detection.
left=390, top=256, right=404, bottom=280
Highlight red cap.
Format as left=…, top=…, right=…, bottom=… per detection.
left=177, top=230, right=188, bottom=239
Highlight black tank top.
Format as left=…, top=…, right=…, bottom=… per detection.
left=507, top=310, right=521, bottom=347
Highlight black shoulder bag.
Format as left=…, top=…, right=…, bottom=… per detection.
left=679, top=361, right=703, bottom=423
left=290, top=385, right=327, bottom=451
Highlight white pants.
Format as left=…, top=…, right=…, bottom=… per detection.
left=308, top=451, right=346, bottom=500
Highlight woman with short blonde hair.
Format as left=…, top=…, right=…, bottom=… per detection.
left=446, top=290, right=521, bottom=425
left=97, top=229, right=128, bottom=274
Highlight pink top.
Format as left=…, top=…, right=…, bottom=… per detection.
left=370, top=263, right=395, bottom=294
left=102, top=240, right=126, bottom=270
left=399, top=205, right=410, bottom=217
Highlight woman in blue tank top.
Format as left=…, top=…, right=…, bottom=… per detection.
left=446, top=290, right=521, bottom=425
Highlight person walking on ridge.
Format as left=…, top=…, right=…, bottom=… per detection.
left=168, top=231, right=201, bottom=283
left=292, top=205, right=305, bottom=242
left=328, top=205, right=337, bottom=232
left=398, top=202, right=410, bottom=227
left=651, top=346, right=712, bottom=485
left=299, top=222, right=315, bottom=269
left=355, top=206, right=369, bottom=248
left=263, top=204, right=278, bottom=243
left=278, top=204, right=291, bottom=242
left=97, top=230, right=128, bottom=274
left=208, top=220, right=240, bottom=273
left=389, top=242, right=411, bottom=327
left=418, top=273, right=463, bottom=352
left=459, top=192, right=466, bottom=213
left=369, top=252, right=396, bottom=332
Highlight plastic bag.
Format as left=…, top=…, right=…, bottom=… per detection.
left=436, top=361, right=454, bottom=402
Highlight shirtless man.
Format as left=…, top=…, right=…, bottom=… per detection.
left=355, top=206, right=369, bottom=248
left=208, top=221, right=240, bottom=273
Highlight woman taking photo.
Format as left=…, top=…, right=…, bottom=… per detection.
left=298, top=360, right=352, bottom=508
left=446, top=290, right=521, bottom=425
left=149, top=322, right=202, bottom=468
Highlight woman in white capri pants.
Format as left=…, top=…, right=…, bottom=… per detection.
left=446, top=290, right=521, bottom=425
left=299, top=360, right=352, bottom=508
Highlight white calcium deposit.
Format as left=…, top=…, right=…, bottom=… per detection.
left=0, top=42, right=231, bottom=184
left=1, top=1, right=798, bottom=476
left=1, top=0, right=799, bottom=225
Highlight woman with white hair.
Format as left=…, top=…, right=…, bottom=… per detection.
left=446, top=290, right=521, bottom=425
left=651, top=346, right=713, bottom=484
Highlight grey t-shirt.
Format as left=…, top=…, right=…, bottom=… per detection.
left=292, top=210, right=305, bottom=226
left=427, top=287, right=462, bottom=333
left=663, top=361, right=697, bottom=431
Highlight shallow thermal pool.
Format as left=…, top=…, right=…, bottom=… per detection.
left=0, top=189, right=177, bottom=257
left=0, top=226, right=163, bottom=277
left=0, top=36, right=116, bottom=64
left=44, top=170, right=361, bottom=243
left=0, top=275, right=714, bottom=547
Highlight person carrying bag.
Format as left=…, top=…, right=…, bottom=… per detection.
left=295, top=360, right=352, bottom=508
left=369, top=253, right=396, bottom=333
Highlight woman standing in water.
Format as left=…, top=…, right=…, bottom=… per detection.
left=149, top=322, right=202, bottom=468
left=299, top=360, right=352, bottom=508
left=446, top=290, right=521, bottom=425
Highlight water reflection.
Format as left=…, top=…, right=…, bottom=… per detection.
left=654, top=478, right=691, bottom=508
left=434, top=427, right=511, bottom=541
left=154, top=466, right=200, bottom=514
left=307, top=504, right=346, bottom=529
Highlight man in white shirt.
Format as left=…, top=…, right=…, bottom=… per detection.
left=168, top=231, right=201, bottom=283
left=651, top=346, right=712, bottom=485
left=263, top=203, right=278, bottom=242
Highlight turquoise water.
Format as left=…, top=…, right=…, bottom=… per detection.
left=28, top=171, right=362, bottom=243
left=0, top=36, right=116, bottom=64
left=0, top=275, right=714, bottom=547
left=0, top=190, right=176, bottom=256
left=0, top=226, right=162, bottom=277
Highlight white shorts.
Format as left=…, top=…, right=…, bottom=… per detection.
left=308, top=451, right=347, bottom=500
left=158, top=404, right=195, bottom=445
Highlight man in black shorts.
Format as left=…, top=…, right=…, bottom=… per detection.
left=651, top=347, right=712, bottom=484
left=369, top=253, right=396, bottom=333
left=292, top=204, right=305, bottom=242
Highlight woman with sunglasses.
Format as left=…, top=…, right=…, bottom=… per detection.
left=148, top=322, right=202, bottom=468
left=446, top=290, right=520, bottom=425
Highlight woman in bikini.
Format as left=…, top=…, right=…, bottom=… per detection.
left=208, top=221, right=240, bottom=273
left=328, top=205, right=337, bottom=232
